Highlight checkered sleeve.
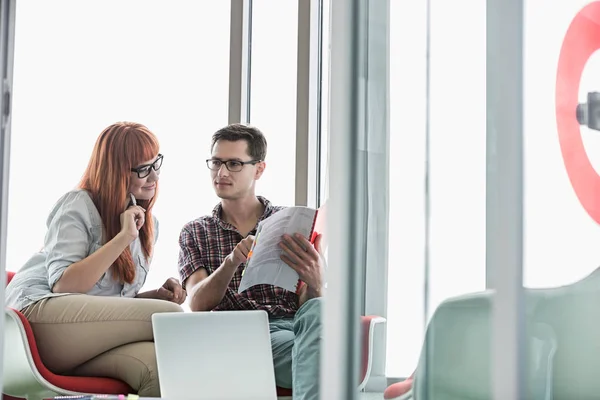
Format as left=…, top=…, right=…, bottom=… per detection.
left=177, top=224, right=205, bottom=289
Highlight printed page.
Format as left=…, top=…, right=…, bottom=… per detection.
left=238, top=206, right=317, bottom=293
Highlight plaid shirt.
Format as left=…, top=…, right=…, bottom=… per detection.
left=178, top=197, right=299, bottom=318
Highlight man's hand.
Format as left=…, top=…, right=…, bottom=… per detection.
left=230, top=235, right=255, bottom=266
left=279, top=233, right=324, bottom=301
left=156, top=277, right=187, bottom=304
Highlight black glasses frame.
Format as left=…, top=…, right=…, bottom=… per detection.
left=131, top=154, right=164, bottom=178
left=206, top=158, right=262, bottom=172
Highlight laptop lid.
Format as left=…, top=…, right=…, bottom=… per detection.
left=152, top=310, right=277, bottom=400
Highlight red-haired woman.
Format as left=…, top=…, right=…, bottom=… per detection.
left=5, top=122, right=185, bottom=397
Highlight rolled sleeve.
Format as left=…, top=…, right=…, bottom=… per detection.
left=45, top=192, right=93, bottom=289
left=178, top=225, right=206, bottom=289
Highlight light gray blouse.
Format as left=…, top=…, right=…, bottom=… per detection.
left=5, top=189, right=158, bottom=311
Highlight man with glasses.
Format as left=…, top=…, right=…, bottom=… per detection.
left=177, top=123, right=324, bottom=400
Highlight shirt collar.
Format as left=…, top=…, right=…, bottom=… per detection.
left=212, top=196, right=275, bottom=232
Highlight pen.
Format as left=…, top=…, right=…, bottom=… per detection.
left=51, top=396, right=93, bottom=400
left=129, top=193, right=137, bottom=207
left=51, top=395, right=140, bottom=400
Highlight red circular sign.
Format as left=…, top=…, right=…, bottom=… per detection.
left=557, top=1, right=600, bottom=224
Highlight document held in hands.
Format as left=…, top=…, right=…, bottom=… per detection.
left=238, top=206, right=325, bottom=294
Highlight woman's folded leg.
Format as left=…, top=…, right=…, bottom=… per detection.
left=22, top=294, right=183, bottom=372
left=71, top=341, right=161, bottom=397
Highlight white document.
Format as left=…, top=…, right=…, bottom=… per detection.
left=238, top=206, right=318, bottom=293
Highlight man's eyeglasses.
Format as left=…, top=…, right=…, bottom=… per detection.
left=131, top=154, right=164, bottom=179
left=206, top=159, right=261, bottom=172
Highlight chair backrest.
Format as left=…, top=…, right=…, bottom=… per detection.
left=528, top=268, right=600, bottom=399
left=413, top=292, right=493, bottom=400
left=413, top=291, right=557, bottom=400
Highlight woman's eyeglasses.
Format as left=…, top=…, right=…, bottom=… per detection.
left=131, top=154, right=164, bottom=178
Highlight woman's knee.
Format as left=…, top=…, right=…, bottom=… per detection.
left=127, top=342, right=161, bottom=397
left=141, top=299, right=184, bottom=315
left=157, top=300, right=184, bottom=313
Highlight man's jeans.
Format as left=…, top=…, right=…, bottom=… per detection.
left=269, top=297, right=322, bottom=400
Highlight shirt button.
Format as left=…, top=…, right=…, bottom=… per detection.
left=121, top=290, right=126, bottom=296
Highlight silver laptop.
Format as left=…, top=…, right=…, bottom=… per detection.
left=152, top=310, right=278, bottom=400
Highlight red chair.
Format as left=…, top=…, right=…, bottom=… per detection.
left=2, top=271, right=131, bottom=400
left=3, top=271, right=386, bottom=399
left=275, top=315, right=386, bottom=397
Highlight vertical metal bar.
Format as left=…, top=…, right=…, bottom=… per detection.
left=361, top=0, right=391, bottom=391
left=321, top=0, right=361, bottom=399
left=295, top=0, right=321, bottom=208
left=317, top=0, right=330, bottom=208
left=228, top=0, right=252, bottom=124
left=423, top=0, right=432, bottom=331
left=315, top=0, right=324, bottom=209
left=486, top=0, right=525, bottom=398
left=0, top=0, right=16, bottom=392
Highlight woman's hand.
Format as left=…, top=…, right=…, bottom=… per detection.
left=119, top=205, right=146, bottom=242
left=155, top=277, right=187, bottom=304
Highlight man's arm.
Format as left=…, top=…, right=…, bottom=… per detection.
left=186, top=254, right=240, bottom=311
left=178, top=222, right=254, bottom=311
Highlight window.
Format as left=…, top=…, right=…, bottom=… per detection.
left=386, top=0, right=427, bottom=378
left=427, top=0, right=486, bottom=315
left=522, top=0, right=600, bottom=288
left=249, top=0, right=298, bottom=207
left=7, top=1, right=231, bottom=294
left=386, top=0, right=486, bottom=378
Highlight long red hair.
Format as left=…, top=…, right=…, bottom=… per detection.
left=79, top=122, right=159, bottom=284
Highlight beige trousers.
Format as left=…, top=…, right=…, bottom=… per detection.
left=23, top=294, right=183, bottom=397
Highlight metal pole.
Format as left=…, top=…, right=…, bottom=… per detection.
left=295, top=0, right=321, bottom=208
left=228, top=0, right=252, bottom=124
left=0, top=0, right=16, bottom=392
left=321, top=0, right=361, bottom=398
left=486, top=0, right=525, bottom=398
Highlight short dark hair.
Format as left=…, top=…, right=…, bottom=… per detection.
left=211, top=123, right=267, bottom=161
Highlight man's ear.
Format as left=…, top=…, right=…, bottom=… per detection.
left=255, top=161, right=266, bottom=180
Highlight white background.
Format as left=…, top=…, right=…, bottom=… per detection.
left=386, top=0, right=600, bottom=377
left=6, top=0, right=297, bottom=300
